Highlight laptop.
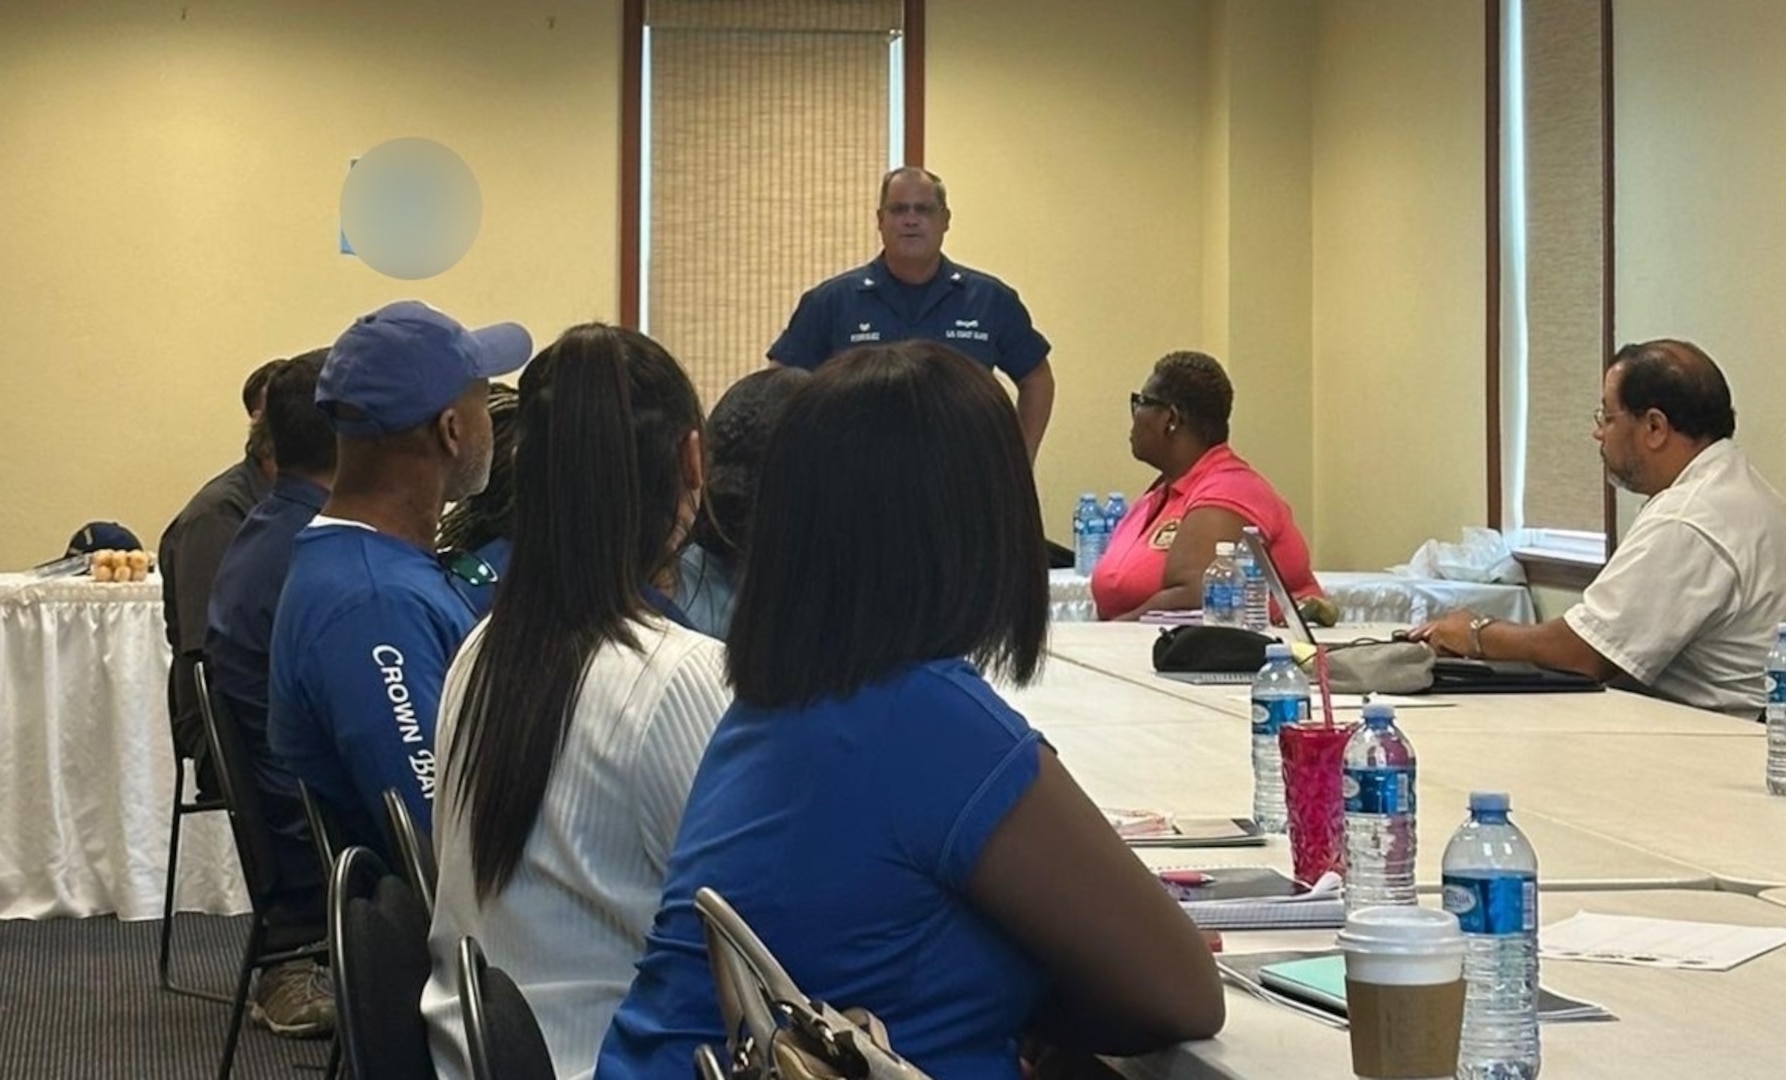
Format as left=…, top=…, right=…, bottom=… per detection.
left=1154, top=533, right=1314, bottom=685
left=1425, top=656, right=1604, bottom=694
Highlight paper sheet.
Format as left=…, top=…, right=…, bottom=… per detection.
left=1540, top=912, right=1786, bottom=971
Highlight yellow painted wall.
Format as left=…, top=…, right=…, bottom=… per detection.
left=1614, top=0, right=1786, bottom=495
left=0, top=1, right=621, bottom=569
left=2, top=0, right=1499, bottom=575
left=1309, top=0, right=1487, bottom=570
left=926, top=0, right=1206, bottom=540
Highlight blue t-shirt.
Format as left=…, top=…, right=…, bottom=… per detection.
left=597, top=659, right=1045, bottom=1080
left=268, top=521, right=479, bottom=854
left=768, top=255, right=1051, bottom=381
left=205, top=474, right=328, bottom=806
left=673, top=543, right=736, bottom=640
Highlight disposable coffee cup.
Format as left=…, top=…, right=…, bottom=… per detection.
left=1336, top=906, right=1466, bottom=1080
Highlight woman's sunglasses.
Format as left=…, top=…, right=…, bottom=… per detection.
left=1129, top=391, right=1171, bottom=415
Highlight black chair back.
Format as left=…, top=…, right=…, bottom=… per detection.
left=382, top=786, right=438, bottom=916
left=194, top=660, right=284, bottom=911
left=457, top=936, right=556, bottom=1080
left=298, top=778, right=344, bottom=876
left=329, top=846, right=434, bottom=1080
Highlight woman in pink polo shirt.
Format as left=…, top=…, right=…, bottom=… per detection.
left=1091, top=351, right=1322, bottom=621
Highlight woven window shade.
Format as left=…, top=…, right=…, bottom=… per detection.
left=1516, top=0, right=1606, bottom=531
left=645, top=0, right=901, bottom=410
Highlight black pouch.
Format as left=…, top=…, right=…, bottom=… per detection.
left=1152, top=625, right=1276, bottom=673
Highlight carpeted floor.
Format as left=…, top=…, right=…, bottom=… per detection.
left=0, top=913, right=335, bottom=1078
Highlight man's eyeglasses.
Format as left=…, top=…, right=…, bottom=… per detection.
left=881, top=201, right=942, bottom=218
left=437, top=548, right=499, bottom=589
left=1592, top=406, right=1630, bottom=428
left=1130, top=391, right=1171, bottom=415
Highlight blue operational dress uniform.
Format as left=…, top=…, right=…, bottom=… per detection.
left=768, top=254, right=1050, bottom=380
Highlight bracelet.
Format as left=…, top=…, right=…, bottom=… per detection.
left=1467, top=616, right=1497, bottom=659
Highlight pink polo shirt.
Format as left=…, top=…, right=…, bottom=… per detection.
left=1090, top=444, right=1320, bottom=620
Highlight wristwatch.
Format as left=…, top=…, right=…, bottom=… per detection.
left=1467, top=616, right=1498, bottom=659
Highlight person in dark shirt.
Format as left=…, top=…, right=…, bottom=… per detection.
left=156, top=358, right=280, bottom=793
left=768, top=166, right=1055, bottom=460
left=204, top=350, right=338, bottom=1038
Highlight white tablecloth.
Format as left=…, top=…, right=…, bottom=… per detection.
left=1049, top=568, right=1536, bottom=624
left=0, top=572, right=248, bottom=919
left=1314, top=570, right=1536, bottom=624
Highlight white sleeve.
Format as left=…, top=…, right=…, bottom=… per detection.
left=1565, top=515, right=1736, bottom=684
left=631, top=634, right=732, bottom=872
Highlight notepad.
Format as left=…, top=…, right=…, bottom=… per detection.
left=1122, top=815, right=1268, bottom=849
left=1177, top=870, right=1346, bottom=930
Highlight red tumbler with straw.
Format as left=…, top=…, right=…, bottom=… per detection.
left=1279, top=645, right=1356, bottom=888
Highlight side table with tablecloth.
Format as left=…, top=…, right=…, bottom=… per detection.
left=1049, top=568, right=1535, bottom=625
left=0, top=572, right=248, bottom=919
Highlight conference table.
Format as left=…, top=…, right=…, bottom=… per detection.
left=1029, top=622, right=1782, bottom=891
left=1110, top=889, right=1786, bottom=1080
left=1007, top=623, right=1786, bottom=1078
left=1006, top=663, right=1714, bottom=892
left=0, top=572, right=248, bottom=919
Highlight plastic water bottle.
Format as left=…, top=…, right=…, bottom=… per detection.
left=1250, top=643, right=1308, bottom=834
left=1343, top=702, right=1417, bottom=912
left=1086, top=498, right=1112, bottom=570
left=1103, top=492, right=1128, bottom=542
left=1769, top=623, right=1786, bottom=796
left=1443, top=791, right=1541, bottom=1080
left=1072, top=493, right=1099, bottom=575
left=1237, top=525, right=1270, bottom=632
left=1201, top=542, right=1243, bottom=627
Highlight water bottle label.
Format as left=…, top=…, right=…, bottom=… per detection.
left=1441, top=872, right=1536, bottom=935
left=1251, top=695, right=1309, bottom=736
left=1342, top=765, right=1415, bottom=814
left=1770, top=669, right=1786, bottom=706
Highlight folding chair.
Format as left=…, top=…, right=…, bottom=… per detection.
left=382, top=786, right=438, bottom=916
left=457, top=936, right=556, bottom=1080
left=159, top=649, right=229, bottom=1002
left=194, top=660, right=330, bottom=1080
left=329, top=846, right=435, bottom=1080
left=297, top=778, right=344, bottom=877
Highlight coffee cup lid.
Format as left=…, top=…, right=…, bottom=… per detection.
left=1337, top=905, right=1465, bottom=955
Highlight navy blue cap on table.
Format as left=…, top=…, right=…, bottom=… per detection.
left=317, top=300, right=531, bottom=437
left=64, top=521, right=142, bottom=556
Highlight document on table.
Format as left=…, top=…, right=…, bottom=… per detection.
left=1540, top=912, right=1786, bottom=971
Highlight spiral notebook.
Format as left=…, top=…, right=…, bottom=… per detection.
left=1173, top=869, right=1347, bottom=931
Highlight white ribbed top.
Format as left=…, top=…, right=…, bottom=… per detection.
left=421, top=616, right=730, bottom=1080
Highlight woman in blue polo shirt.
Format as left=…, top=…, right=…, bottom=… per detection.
left=597, top=341, right=1224, bottom=1080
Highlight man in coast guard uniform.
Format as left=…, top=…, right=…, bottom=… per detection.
left=767, top=166, right=1056, bottom=460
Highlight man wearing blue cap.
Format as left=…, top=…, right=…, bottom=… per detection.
left=268, top=301, right=530, bottom=869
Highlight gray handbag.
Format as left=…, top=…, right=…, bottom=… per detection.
left=1300, top=641, right=1435, bottom=695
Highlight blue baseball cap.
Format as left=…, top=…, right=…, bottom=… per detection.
left=317, top=300, right=532, bottom=437
left=65, top=521, right=142, bottom=555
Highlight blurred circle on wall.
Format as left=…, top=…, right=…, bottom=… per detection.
left=340, top=137, right=482, bottom=280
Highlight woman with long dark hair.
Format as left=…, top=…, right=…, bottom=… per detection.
left=420, top=323, right=729, bottom=1080
left=598, top=342, right=1223, bottom=1080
